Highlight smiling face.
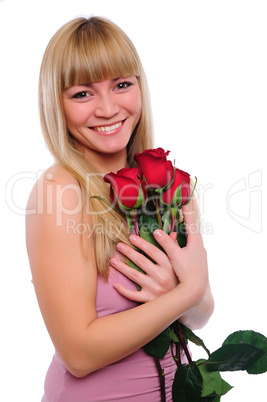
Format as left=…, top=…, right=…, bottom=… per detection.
left=39, top=17, right=153, bottom=173
left=63, top=76, right=142, bottom=170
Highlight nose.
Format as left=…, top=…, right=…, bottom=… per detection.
left=94, top=93, right=119, bottom=118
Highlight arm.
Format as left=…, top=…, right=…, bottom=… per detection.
left=26, top=168, right=209, bottom=378
left=178, top=285, right=214, bottom=329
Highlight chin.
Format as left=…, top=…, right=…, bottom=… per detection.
left=103, top=141, right=129, bottom=155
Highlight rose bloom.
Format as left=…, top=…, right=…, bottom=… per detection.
left=134, top=148, right=174, bottom=190
left=161, top=168, right=191, bottom=207
left=104, top=167, right=147, bottom=211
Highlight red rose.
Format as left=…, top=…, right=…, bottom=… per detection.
left=134, top=148, right=174, bottom=190
left=161, top=168, right=191, bottom=207
left=104, top=167, right=147, bottom=211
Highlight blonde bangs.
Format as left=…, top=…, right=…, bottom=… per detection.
left=61, top=18, right=141, bottom=90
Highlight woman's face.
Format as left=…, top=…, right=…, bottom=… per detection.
left=63, top=76, right=142, bottom=167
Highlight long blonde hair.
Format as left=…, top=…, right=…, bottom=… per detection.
left=39, top=16, right=154, bottom=278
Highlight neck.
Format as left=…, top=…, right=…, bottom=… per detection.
left=82, top=147, right=128, bottom=174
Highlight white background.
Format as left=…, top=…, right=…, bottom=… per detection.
left=1, top=0, right=266, bottom=401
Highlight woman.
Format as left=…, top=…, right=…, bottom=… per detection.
left=26, top=16, right=214, bottom=401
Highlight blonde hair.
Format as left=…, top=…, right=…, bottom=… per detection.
left=39, top=16, right=154, bottom=278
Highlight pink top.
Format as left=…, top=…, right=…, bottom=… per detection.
left=42, top=266, right=187, bottom=401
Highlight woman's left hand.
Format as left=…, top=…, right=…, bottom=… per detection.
left=110, top=234, right=178, bottom=303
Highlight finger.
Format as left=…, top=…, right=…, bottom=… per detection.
left=153, top=230, right=179, bottom=262
left=116, top=242, right=155, bottom=274
left=116, top=240, right=169, bottom=276
left=111, top=257, right=152, bottom=302
left=181, top=205, right=199, bottom=243
left=113, top=282, right=148, bottom=303
left=129, top=235, right=170, bottom=269
left=169, top=232, right=178, bottom=244
left=110, top=256, right=148, bottom=283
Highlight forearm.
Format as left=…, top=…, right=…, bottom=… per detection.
left=63, top=283, right=200, bottom=377
left=178, top=286, right=214, bottom=330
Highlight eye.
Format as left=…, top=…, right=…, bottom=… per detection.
left=72, top=91, right=90, bottom=99
left=115, top=81, right=133, bottom=90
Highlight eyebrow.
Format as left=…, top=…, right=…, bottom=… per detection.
left=80, top=78, right=121, bottom=87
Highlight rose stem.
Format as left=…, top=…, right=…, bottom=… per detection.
left=154, top=357, right=166, bottom=402
left=175, top=321, right=192, bottom=364
left=130, top=209, right=140, bottom=236
left=170, top=207, right=177, bottom=233
left=155, top=198, right=163, bottom=230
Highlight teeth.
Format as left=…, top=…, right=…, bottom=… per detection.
left=94, top=121, right=122, bottom=132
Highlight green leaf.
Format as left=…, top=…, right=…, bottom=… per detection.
left=197, top=359, right=223, bottom=397
left=143, top=327, right=170, bottom=359
left=207, top=343, right=265, bottom=372
left=170, top=327, right=179, bottom=343
left=247, top=354, right=267, bottom=374
left=139, top=214, right=166, bottom=257
left=199, top=380, right=232, bottom=401
left=223, top=330, right=267, bottom=350
left=139, top=214, right=160, bottom=247
left=139, top=213, right=160, bottom=229
left=197, top=359, right=233, bottom=397
left=199, top=378, right=233, bottom=401
left=222, top=330, right=267, bottom=374
left=181, top=324, right=210, bottom=356
left=220, top=379, right=233, bottom=396
left=172, top=363, right=203, bottom=402
left=175, top=220, right=187, bottom=248
left=126, top=213, right=133, bottom=233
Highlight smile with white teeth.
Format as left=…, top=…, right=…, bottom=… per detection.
left=93, top=121, right=122, bottom=132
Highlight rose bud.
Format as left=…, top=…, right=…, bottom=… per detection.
left=134, top=148, right=174, bottom=190
left=161, top=168, right=191, bottom=208
left=104, top=167, right=147, bottom=212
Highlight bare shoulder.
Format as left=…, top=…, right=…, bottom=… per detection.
left=25, top=164, right=98, bottom=364
left=26, top=163, right=82, bottom=214
left=26, top=162, right=93, bottom=274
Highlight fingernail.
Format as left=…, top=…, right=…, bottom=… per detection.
left=154, top=230, right=162, bottom=238
left=110, top=258, right=118, bottom=266
left=117, top=243, right=125, bottom=251
left=129, top=235, right=137, bottom=242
